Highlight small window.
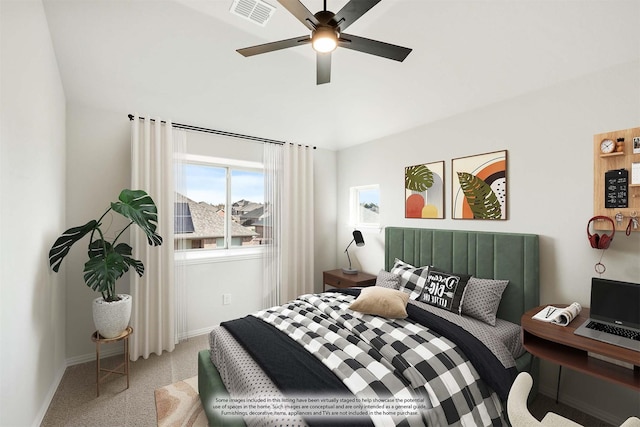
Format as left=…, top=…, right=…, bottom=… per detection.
left=350, top=185, right=380, bottom=228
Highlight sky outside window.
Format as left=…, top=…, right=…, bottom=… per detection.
left=231, top=169, right=264, bottom=203
left=183, top=164, right=263, bottom=204
left=358, top=188, right=379, bottom=205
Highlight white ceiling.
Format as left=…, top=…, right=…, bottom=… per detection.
left=42, top=0, right=639, bottom=151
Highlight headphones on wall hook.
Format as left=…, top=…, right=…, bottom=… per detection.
left=587, top=216, right=615, bottom=249
left=587, top=216, right=615, bottom=275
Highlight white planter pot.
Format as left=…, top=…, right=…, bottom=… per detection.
left=92, top=294, right=132, bottom=338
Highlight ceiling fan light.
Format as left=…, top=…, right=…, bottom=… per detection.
left=313, top=37, right=337, bottom=53
left=312, top=27, right=337, bottom=53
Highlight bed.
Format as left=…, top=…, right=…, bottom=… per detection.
left=198, top=227, right=540, bottom=427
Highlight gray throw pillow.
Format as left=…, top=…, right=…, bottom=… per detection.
left=375, top=270, right=401, bottom=290
left=461, top=277, right=509, bottom=326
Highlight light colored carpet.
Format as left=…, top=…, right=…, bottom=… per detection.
left=41, top=333, right=210, bottom=426
left=155, top=376, right=207, bottom=427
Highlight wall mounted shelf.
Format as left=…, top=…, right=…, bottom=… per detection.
left=593, top=127, right=640, bottom=232
left=599, top=152, right=625, bottom=158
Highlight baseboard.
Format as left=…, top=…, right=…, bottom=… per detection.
left=65, top=345, right=124, bottom=366
left=179, top=325, right=217, bottom=341
left=538, top=384, right=624, bottom=426
left=66, top=327, right=213, bottom=365
left=32, top=363, right=66, bottom=427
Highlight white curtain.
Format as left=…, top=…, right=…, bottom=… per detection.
left=173, top=131, right=188, bottom=341
left=130, top=115, right=186, bottom=360
left=263, top=143, right=283, bottom=307
left=263, top=143, right=314, bottom=306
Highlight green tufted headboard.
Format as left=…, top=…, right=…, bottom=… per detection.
left=385, top=227, right=539, bottom=325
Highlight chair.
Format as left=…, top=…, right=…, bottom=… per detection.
left=507, top=372, right=640, bottom=427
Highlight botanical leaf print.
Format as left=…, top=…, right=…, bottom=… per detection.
left=457, top=172, right=502, bottom=219
left=406, top=165, right=434, bottom=192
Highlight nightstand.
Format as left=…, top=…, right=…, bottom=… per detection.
left=323, top=269, right=377, bottom=292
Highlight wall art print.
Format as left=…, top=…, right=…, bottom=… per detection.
left=452, top=150, right=507, bottom=220
left=405, top=161, right=444, bottom=219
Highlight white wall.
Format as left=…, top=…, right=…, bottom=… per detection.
left=0, top=1, right=67, bottom=426
left=180, top=256, right=263, bottom=337
left=64, top=103, right=132, bottom=361
left=335, top=60, right=640, bottom=424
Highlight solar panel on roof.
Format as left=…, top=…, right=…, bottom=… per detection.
left=175, top=202, right=195, bottom=234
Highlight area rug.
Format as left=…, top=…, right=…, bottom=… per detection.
left=155, top=376, right=207, bottom=427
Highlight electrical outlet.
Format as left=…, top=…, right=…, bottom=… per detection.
left=223, top=294, right=231, bottom=305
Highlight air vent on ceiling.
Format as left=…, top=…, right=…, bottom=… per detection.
left=230, top=0, right=276, bottom=27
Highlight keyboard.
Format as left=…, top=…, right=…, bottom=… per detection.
left=586, top=321, right=640, bottom=341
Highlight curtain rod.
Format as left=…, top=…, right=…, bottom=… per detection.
left=128, top=114, right=315, bottom=149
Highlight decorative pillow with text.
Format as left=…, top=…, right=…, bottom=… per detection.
left=418, top=270, right=471, bottom=313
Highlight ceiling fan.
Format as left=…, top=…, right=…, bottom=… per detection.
left=236, top=0, right=412, bottom=85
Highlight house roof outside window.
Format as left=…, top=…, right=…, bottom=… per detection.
left=175, top=193, right=258, bottom=240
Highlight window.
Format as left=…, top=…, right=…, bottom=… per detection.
left=350, top=185, right=380, bottom=228
left=175, top=155, right=264, bottom=252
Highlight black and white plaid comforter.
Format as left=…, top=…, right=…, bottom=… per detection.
left=252, top=292, right=506, bottom=427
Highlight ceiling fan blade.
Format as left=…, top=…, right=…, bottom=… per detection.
left=333, top=0, right=381, bottom=31
left=338, top=33, right=412, bottom=62
left=277, top=0, right=319, bottom=31
left=237, top=36, right=311, bottom=57
left=316, top=52, right=331, bottom=85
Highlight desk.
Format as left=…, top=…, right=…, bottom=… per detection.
left=521, top=306, right=639, bottom=395
left=91, top=326, right=132, bottom=397
left=322, top=269, right=376, bottom=292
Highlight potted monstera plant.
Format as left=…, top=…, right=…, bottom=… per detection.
left=49, top=189, right=163, bottom=338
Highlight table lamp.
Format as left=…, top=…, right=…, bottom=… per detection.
left=342, top=230, right=365, bottom=275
